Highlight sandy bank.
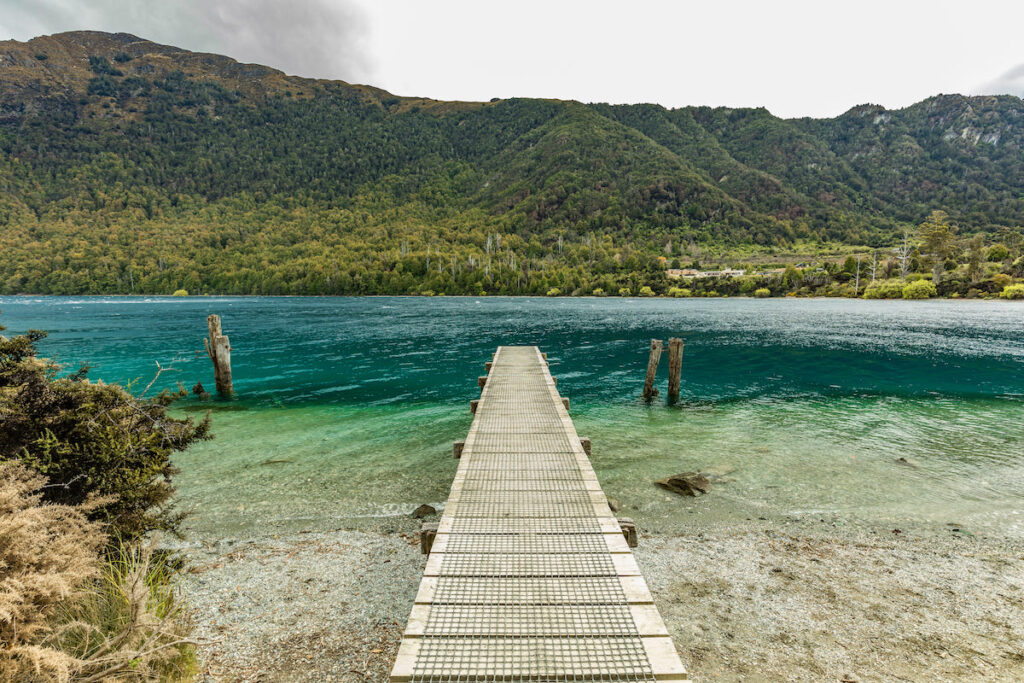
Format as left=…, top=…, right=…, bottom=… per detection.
left=180, top=521, right=1024, bottom=682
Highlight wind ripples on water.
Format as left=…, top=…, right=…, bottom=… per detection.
left=0, top=295, right=1021, bottom=537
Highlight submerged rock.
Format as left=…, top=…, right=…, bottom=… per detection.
left=656, top=472, right=712, bottom=496
left=412, top=504, right=437, bottom=518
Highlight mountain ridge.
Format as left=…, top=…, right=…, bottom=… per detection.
left=0, top=31, right=1022, bottom=295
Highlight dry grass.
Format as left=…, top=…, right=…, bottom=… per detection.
left=0, top=462, right=105, bottom=681
left=0, top=463, right=198, bottom=682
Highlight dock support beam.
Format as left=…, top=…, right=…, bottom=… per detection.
left=470, top=399, right=479, bottom=414
left=579, top=437, right=591, bottom=455
left=204, top=314, right=233, bottom=396
left=618, top=517, right=639, bottom=548
left=420, top=521, right=438, bottom=554
left=478, top=376, right=487, bottom=388
left=642, top=339, right=662, bottom=400
left=667, top=337, right=684, bottom=403
left=453, top=441, right=464, bottom=459
left=562, top=397, right=570, bottom=410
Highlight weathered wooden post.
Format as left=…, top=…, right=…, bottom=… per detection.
left=420, top=521, right=438, bottom=554
left=618, top=517, right=639, bottom=548
left=642, top=339, right=663, bottom=400
left=667, top=337, right=684, bottom=403
left=204, top=314, right=233, bottom=396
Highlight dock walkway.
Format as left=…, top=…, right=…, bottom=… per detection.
left=392, top=346, right=689, bottom=682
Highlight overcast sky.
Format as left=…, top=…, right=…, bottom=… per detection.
left=3, top=0, right=1023, bottom=118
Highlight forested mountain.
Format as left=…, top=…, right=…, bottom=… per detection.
left=0, top=31, right=1022, bottom=295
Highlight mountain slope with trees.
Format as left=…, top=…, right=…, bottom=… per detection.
left=0, top=30, right=1022, bottom=295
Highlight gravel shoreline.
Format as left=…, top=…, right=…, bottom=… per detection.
left=179, top=521, right=1024, bottom=682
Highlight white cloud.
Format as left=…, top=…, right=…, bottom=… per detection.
left=974, top=64, right=1024, bottom=98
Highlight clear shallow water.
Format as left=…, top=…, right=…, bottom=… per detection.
left=1, top=296, right=1022, bottom=537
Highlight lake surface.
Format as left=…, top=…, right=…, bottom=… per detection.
left=2, top=296, right=1022, bottom=538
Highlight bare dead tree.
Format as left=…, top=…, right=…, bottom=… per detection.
left=868, top=250, right=880, bottom=284
left=894, top=231, right=914, bottom=280
left=853, top=255, right=862, bottom=296
left=140, top=356, right=186, bottom=398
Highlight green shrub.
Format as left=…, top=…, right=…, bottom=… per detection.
left=419, top=290, right=435, bottom=296
left=902, top=280, right=938, bottom=299
left=171, top=289, right=188, bottom=296
left=667, top=287, right=691, bottom=298
left=992, top=273, right=1013, bottom=290
left=0, top=322, right=211, bottom=541
left=754, top=288, right=771, bottom=298
left=591, top=288, right=605, bottom=296
left=987, top=244, right=1010, bottom=261
left=638, top=286, right=655, bottom=297
left=618, top=287, right=631, bottom=297
left=546, top=287, right=561, bottom=296
left=1000, top=284, right=1024, bottom=299
left=863, top=280, right=904, bottom=299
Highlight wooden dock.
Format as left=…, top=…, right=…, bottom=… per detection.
left=391, top=346, right=690, bottom=682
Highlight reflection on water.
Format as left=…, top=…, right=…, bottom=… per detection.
left=1, top=296, right=1022, bottom=537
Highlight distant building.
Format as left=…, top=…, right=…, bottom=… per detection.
left=666, top=268, right=744, bottom=279
left=666, top=268, right=699, bottom=279
left=698, top=269, right=745, bottom=278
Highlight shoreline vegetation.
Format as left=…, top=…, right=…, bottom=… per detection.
left=0, top=318, right=208, bottom=682
left=4, top=213, right=1022, bottom=301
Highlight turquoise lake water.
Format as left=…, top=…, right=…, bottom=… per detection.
left=1, top=296, right=1022, bottom=538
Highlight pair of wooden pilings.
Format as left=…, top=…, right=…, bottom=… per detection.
left=642, top=337, right=684, bottom=402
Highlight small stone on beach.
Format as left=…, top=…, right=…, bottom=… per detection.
left=412, top=504, right=436, bottom=518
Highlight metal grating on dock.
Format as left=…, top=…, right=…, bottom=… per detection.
left=391, top=346, right=689, bottom=683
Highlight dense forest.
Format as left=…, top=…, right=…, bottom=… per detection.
left=0, top=31, right=1023, bottom=296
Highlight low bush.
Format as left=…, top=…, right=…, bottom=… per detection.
left=992, top=273, right=1013, bottom=291
left=0, top=320, right=210, bottom=541
left=667, top=287, right=691, bottom=298
left=863, top=280, right=905, bottom=299
left=903, top=280, right=938, bottom=299
left=1000, top=284, right=1024, bottom=299
left=638, top=286, right=655, bottom=297
left=754, top=288, right=771, bottom=298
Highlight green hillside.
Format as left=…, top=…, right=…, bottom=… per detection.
left=0, top=31, right=1022, bottom=295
